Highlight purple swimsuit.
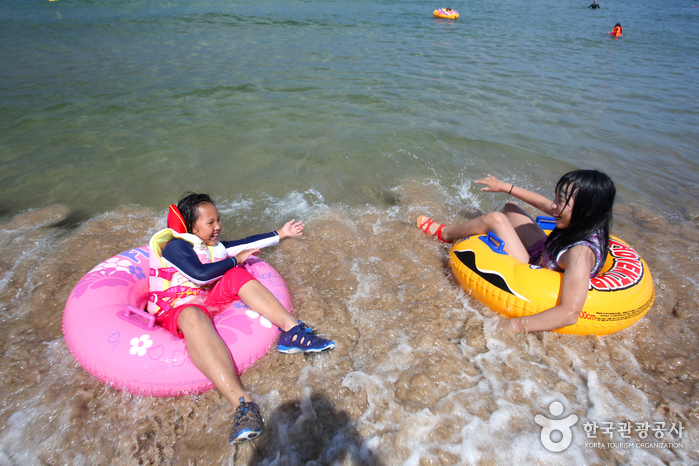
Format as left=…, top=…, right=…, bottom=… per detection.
left=528, top=230, right=606, bottom=278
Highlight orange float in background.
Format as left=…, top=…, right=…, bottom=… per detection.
left=434, top=8, right=459, bottom=19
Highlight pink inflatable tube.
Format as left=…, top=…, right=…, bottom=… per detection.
left=63, top=246, right=292, bottom=397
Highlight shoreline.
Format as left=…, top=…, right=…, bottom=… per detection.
left=1, top=185, right=697, bottom=464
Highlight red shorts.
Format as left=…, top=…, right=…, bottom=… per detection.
left=155, top=267, right=256, bottom=338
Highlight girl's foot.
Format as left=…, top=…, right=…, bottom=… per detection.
left=229, top=397, right=263, bottom=444
left=416, top=215, right=450, bottom=243
left=277, top=321, right=336, bottom=353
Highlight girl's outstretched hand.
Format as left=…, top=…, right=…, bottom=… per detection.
left=475, top=174, right=509, bottom=193
left=277, top=219, right=304, bottom=239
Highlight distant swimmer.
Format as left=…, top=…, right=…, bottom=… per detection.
left=588, top=0, right=601, bottom=9
left=608, top=23, right=622, bottom=37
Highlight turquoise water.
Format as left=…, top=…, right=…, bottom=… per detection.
left=1, top=0, right=698, bottom=464
left=2, top=0, right=697, bottom=219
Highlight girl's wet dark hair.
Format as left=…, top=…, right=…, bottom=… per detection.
left=177, top=192, right=214, bottom=234
left=544, top=170, right=616, bottom=263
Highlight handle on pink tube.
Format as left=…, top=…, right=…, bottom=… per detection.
left=122, top=305, right=156, bottom=329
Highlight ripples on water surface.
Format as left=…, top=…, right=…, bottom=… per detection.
left=1, top=0, right=698, bottom=463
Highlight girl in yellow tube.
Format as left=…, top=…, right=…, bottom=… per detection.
left=416, top=170, right=616, bottom=333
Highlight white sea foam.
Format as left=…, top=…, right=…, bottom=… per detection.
left=0, top=188, right=696, bottom=464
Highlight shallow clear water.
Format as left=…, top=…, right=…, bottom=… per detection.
left=1, top=0, right=698, bottom=464
left=2, top=0, right=698, bottom=217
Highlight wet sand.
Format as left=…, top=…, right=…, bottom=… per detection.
left=0, top=183, right=697, bottom=464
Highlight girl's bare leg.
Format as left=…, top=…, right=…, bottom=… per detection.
left=237, top=279, right=298, bottom=332
left=501, top=202, right=547, bottom=250
left=178, top=306, right=249, bottom=410
left=438, top=204, right=538, bottom=262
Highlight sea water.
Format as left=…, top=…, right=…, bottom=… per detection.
left=1, top=0, right=698, bottom=463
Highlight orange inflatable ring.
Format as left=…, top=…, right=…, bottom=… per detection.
left=449, top=217, right=654, bottom=336
left=434, top=8, right=459, bottom=19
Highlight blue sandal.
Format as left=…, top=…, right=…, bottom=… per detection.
left=229, top=397, right=263, bottom=444
left=277, top=320, right=336, bottom=353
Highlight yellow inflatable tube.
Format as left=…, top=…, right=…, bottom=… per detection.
left=449, top=224, right=654, bottom=336
left=434, top=8, right=459, bottom=19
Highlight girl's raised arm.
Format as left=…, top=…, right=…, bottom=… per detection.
left=476, top=174, right=555, bottom=215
